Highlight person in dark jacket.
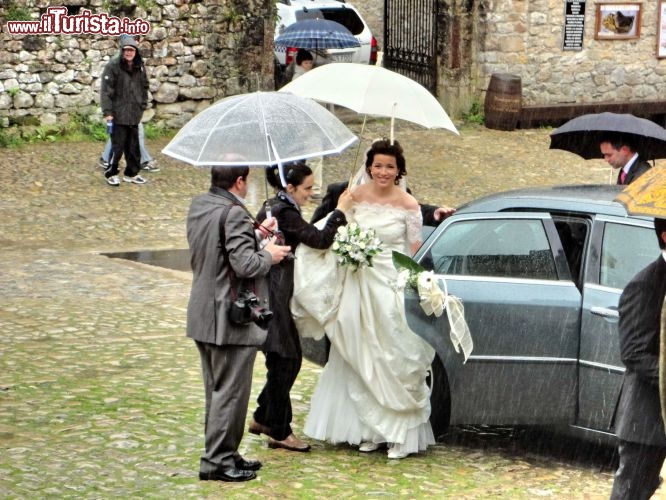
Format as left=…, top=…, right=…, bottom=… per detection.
left=610, top=217, right=666, bottom=499
left=599, top=132, right=652, bottom=185
left=248, top=161, right=352, bottom=452
left=100, top=35, right=149, bottom=186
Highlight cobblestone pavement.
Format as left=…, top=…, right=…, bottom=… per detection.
left=1, top=118, right=663, bottom=499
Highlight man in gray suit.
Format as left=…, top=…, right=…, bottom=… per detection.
left=187, top=165, right=291, bottom=482
left=610, top=217, right=666, bottom=499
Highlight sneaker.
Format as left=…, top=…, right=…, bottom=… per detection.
left=106, top=175, right=120, bottom=187
left=141, top=160, right=160, bottom=172
left=359, top=442, right=380, bottom=453
left=123, top=175, right=146, bottom=185
left=99, top=157, right=109, bottom=169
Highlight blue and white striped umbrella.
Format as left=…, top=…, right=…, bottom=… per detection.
left=274, top=19, right=360, bottom=50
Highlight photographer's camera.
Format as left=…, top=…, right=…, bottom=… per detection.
left=228, top=291, right=273, bottom=330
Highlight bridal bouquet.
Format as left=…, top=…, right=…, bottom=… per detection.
left=331, top=223, right=383, bottom=271
left=392, top=251, right=474, bottom=362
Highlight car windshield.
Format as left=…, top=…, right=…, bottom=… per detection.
left=295, top=9, right=365, bottom=35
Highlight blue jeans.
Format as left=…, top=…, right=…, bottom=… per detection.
left=102, top=122, right=152, bottom=164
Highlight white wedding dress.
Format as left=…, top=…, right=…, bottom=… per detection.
left=291, top=202, right=436, bottom=454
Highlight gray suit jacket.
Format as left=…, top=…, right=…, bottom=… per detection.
left=614, top=255, right=666, bottom=445
left=186, top=187, right=273, bottom=347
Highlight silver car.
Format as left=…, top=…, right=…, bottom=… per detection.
left=409, top=184, right=659, bottom=440
left=302, top=184, right=659, bottom=442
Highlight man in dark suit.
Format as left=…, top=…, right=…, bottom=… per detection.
left=310, top=180, right=455, bottom=226
left=186, top=165, right=290, bottom=482
left=610, top=217, right=666, bottom=499
left=599, top=133, right=652, bottom=185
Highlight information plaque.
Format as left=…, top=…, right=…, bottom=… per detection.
left=563, top=0, right=586, bottom=51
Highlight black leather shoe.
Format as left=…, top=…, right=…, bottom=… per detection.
left=235, top=457, right=262, bottom=471
left=199, top=467, right=256, bottom=482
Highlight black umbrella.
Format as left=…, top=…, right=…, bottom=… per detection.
left=549, top=112, right=666, bottom=160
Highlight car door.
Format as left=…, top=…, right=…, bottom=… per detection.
left=413, top=212, right=581, bottom=426
left=577, top=216, right=658, bottom=432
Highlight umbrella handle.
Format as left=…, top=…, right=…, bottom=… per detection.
left=266, top=134, right=288, bottom=188
left=390, top=102, right=397, bottom=145
left=349, top=115, right=368, bottom=182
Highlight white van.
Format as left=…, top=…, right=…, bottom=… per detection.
left=274, top=0, right=377, bottom=87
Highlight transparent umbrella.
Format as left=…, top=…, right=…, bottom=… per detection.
left=161, top=91, right=357, bottom=168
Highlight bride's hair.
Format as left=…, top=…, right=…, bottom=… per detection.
left=364, top=138, right=407, bottom=183
left=266, top=161, right=313, bottom=190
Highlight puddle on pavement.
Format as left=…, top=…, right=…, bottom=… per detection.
left=103, top=249, right=191, bottom=272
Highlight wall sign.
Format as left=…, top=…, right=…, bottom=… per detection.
left=563, top=0, right=586, bottom=51
left=595, top=3, right=642, bottom=40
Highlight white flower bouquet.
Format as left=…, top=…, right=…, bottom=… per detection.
left=392, top=251, right=474, bottom=362
left=331, top=222, right=383, bottom=271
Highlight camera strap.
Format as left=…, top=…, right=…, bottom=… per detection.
left=217, top=202, right=257, bottom=302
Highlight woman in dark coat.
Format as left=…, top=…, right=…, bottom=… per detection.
left=249, top=161, right=351, bottom=451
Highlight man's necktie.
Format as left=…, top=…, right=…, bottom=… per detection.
left=620, top=170, right=627, bottom=184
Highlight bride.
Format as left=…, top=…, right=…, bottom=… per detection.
left=291, top=139, right=436, bottom=459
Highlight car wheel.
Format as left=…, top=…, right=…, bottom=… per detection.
left=429, top=355, right=451, bottom=440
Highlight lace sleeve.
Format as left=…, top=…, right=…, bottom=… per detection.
left=406, top=209, right=423, bottom=245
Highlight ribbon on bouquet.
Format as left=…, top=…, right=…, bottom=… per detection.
left=416, top=271, right=473, bottom=362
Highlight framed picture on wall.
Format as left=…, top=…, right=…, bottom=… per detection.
left=594, top=3, right=642, bottom=40
left=658, top=1, right=666, bottom=57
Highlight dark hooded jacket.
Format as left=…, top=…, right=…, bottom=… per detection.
left=100, top=40, right=148, bottom=126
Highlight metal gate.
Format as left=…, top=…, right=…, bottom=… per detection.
left=383, top=0, right=439, bottom=94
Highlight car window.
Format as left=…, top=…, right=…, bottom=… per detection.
left=425, top=219, right=557, bottom=280
left=599, top=222, right=658, bottom=289
left=296, top=9, right=365, bottom=35
left=554, top=217, right=588, bottom=285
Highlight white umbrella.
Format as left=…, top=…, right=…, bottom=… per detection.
left=279, top=63, right=459, bottom=141
left=161, top=91, right=357, bottom=168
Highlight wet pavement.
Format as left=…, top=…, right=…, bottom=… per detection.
left=1, top=117, right=663, bottom=498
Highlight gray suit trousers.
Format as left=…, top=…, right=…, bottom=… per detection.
left=195, top=341, right=257, bottom=473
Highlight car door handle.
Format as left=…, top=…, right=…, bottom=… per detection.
left=590, top=306, right=619, bottom=319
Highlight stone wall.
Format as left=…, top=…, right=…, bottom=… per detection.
left=479, top=0, right=666, bottom=106
left=2, top=0, right=665, bottom=129
left=353, top=0, right=666, bottom=118
left=0, top=0, right=275, bottom=130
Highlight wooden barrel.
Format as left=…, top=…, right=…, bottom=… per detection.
left=484, top=73, right=522, bottom=131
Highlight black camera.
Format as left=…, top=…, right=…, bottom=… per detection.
left=228, top=291, right=273, bottom=330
